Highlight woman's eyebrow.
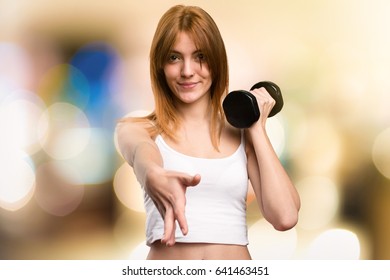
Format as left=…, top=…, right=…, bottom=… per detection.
left=169, top=49, right=202, bottom=55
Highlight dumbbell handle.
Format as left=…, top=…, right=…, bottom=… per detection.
left=222, top=81, right=284, bottom=128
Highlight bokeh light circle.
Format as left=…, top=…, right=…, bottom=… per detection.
left=35, top=162, right=85, bottom=216
left=265, top=115, right=285, bottom=157
left=37, top=63, right=90, bottom=108
left=372, top=127, right=390, bottom=180
left=128, top=241, right=149, bottom=260
left=306, top=228, right=361, bottom=259
left=290, top=117, right=342, bottom=175
left=0, top=42, right=32, bottom=91
left=0, top=89, right=46, bottom=154
left=55, top=128, right=116, bottom=185
left=0, top=149, right=35, bottom=211
left=113, top=163, right=144, bottom=213
left=38, top=102, right=90, bottom=160
left=248, top=218, right=297, bottom=259
left=296, top=176, right=339, bottom=230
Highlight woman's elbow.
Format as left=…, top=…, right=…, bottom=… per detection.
left=272, top=211, right=299, bottom=231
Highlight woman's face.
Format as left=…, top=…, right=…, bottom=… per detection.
left=163, top=31, right=212, bottom=105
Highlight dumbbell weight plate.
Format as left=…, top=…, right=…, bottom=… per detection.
left=250, top=81, right=283, bottom=118
left=222, top=81, right=283, bottom=128
left=222, top=90, right=259, bottom=128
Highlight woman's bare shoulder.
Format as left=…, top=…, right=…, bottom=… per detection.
left=118, top=116, right=154, bottom=129
left=224, top=120, right=241, bottom=139
left=116, top=116, right=157, bottom=140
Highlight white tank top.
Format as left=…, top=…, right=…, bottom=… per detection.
left=144, top=134, right=249, bottom=246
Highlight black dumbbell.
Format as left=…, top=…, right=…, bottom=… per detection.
left=222, top=81, right=284, bottom=128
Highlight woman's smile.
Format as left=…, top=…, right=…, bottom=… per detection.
left=164, top=31, right=212, bottom=105
left=178, top=82, right=198, bottom=90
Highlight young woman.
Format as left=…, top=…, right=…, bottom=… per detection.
left=116, top=5, right=300, bottom=260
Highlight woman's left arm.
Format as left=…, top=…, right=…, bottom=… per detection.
left=246, top=87, right=300, bottom=231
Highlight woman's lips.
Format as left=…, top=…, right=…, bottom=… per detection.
left=178, top=82, right=197, bottom=89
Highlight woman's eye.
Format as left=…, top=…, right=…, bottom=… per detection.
left=168, top=54, right=180, bottom=62
left=197, top=53, right=205, bottom=61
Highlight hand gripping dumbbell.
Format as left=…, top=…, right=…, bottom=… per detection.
left=222, top=81, right=284, bottom=128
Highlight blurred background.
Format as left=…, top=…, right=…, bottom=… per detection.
left=1, top=0, right=390, bottom=260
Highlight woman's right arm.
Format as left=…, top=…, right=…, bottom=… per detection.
left=116, top=120, right=163, bottom=186
left=115, top=120, right=200, bottom=246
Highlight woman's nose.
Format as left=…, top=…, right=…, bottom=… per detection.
left=181, top=59, right=194, bottom=77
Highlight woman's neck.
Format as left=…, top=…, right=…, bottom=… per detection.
left=175, top=96, right=212, bottom=124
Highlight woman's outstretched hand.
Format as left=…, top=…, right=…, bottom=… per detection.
left=144, top=166, right=201, bottom=246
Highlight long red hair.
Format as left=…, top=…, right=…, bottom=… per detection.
left=124, top=5, right=229, bottom=150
